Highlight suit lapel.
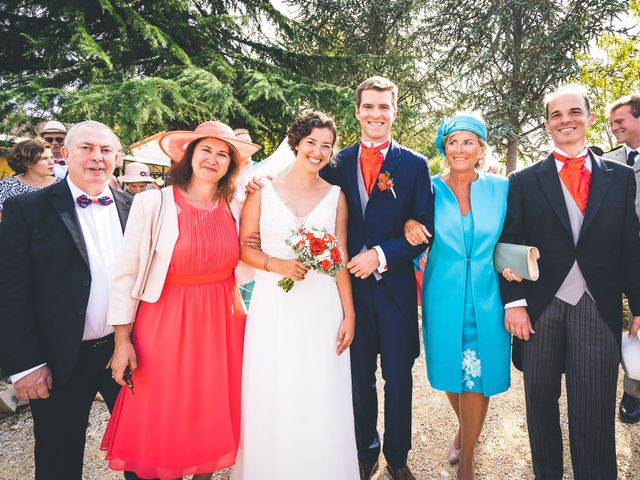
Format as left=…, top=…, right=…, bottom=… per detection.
left=341, top=143, right=364, bottom=220
left=633, top=153, right=640, bottom=173
left=368, top=140, right=402, bottom=204
left=579, top=155, right=613, bottom=239
left=536, top=154, right=573, bottom=238
left=112, top=189, right=132, bottom=232
left=51, top=180, right=90, bottom=267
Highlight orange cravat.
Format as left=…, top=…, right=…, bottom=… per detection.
left=554, top=152, right=591, bottom=214
left=360, top=140, right=390, bottom=195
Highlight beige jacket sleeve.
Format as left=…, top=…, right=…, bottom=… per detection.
left=107, top=187, right=179, bottom=325
left=107, top=190, right=156, bottom=326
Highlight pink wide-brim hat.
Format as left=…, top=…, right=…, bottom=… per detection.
left=158, top=121, right=261, bottom=165
left=118, top=161, right=153, bottom=183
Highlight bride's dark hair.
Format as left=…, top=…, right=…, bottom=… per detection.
left=287, top=111, right=339, bottom=165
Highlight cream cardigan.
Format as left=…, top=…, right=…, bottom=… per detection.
left=107, top=185, right=254, bottom=325
left=107, top=186, right=179, bottom=326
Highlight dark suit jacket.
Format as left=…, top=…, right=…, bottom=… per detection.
left=0, top=180, right=131, bottom=385
left=499, top=153, right=640, bottom=369
left=320, top=140, right=435, bottom=356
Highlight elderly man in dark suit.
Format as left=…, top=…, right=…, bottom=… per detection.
left=0, top=121, right=135, bottom=480
left=500, top=85, right=640, bottom=480
left=605, top=93, right=640, bottom=424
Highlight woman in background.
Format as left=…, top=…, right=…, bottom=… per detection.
left=117, top=161, right=154, bottom=196
left=0, top=138, right=58, bottom=221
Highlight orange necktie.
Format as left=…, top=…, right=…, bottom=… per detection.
left=360, top=140, right=390, bottom=195
left=553, top=152, right=591, bottom=214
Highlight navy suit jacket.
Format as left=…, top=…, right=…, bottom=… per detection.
left=0, top=180, right=131, bottom=385
left=321, top=140, right=435, bottom=356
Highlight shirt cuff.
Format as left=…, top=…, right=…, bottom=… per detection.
left=505, top=299, right=528, bottom=309
left=373, top=245, right=388, bottom=273
left=10, top=363, right=47, bottom=383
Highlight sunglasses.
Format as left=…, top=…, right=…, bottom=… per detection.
left=44, top=136, right=65, bottom=143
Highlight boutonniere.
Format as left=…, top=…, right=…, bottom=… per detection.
left=377, top=171, right=396, bottom=198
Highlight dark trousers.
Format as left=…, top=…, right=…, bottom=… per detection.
left=350, top=277, right=416, bottom=470
left=522, top=295, right=619, bottom=480
left=29, top=336, right=140, bottom=480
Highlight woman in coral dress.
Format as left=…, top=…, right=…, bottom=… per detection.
left=102, top=121, right=260, bottom=479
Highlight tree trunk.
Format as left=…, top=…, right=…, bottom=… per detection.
left=505, top=137, right=519, bottom=175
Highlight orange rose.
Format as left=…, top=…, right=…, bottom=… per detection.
left=310, top=238, right=326, bottom=256
left=320, top=260, right=332, bottom=270
left=330, top=247, right=342, bottom=264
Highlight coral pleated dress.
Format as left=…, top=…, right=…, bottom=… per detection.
left=102, top=188, right=246, bottom=479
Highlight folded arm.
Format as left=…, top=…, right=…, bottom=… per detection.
left=498, top=172, right=528, bottom=304
left=239, top=190, right=308, bottom=281
left=498, top=172, right=534, bottom=339
left=378, top=158, right=434, bottom=270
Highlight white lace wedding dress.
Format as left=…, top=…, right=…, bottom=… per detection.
left=231, top=182, right=359, bottom=480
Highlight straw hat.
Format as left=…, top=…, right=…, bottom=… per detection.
left=41, top=120, right=67, bottom=134
left=158, top=121, right=261, bottom=165
left=118, top=162, right=153, bottom=183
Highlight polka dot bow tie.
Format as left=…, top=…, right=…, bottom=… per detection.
left=76, top=194, right=114, bottom=208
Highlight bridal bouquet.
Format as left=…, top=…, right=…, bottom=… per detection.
left=278, top=226, right=344, bottom=292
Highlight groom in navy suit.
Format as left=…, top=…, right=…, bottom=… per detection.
left=321, top=77, right=434, bottom=480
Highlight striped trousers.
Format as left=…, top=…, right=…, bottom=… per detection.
left=522, top=295, right=619, bottom=480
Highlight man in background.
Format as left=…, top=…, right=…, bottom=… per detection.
left=605, top=93, right=640, bottom=424
left=40, top=120, right=68, bottom=179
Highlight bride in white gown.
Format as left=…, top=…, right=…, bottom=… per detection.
left=232, top=112, right=359, bottom=480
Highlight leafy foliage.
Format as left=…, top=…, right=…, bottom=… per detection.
left=283, top=0, right=439, bottom=153
left=421, top=0, right=628, bottom=172
left=1, top=0, right=443, bottom=156
left=0, top=0, right=634, bottom=167
left=575, top=3, right=640, bottom=149
left=0, top=0, right=309, bottom=154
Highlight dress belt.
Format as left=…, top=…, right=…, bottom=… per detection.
left=165, top=269, right=233, bottom=285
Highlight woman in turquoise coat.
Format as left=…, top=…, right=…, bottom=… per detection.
left=405, top=113, right=510, bottom=480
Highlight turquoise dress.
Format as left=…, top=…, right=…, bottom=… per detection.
left=422, top=173, right=510, bottom=396
left=460, top=212, right=483, bottom=392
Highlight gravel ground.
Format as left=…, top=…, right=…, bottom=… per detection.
left=1, top=349, right=639, bottom=479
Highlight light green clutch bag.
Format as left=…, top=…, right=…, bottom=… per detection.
left=493, top=242, right=540, bottom=281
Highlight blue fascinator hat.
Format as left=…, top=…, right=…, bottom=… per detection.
left=434, top=113, right=488, bottom=157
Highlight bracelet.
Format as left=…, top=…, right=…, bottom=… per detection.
left=263, top=256, right=273, bottom=272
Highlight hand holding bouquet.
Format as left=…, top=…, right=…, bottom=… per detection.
left=278, top=226, right=344, bottom=292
